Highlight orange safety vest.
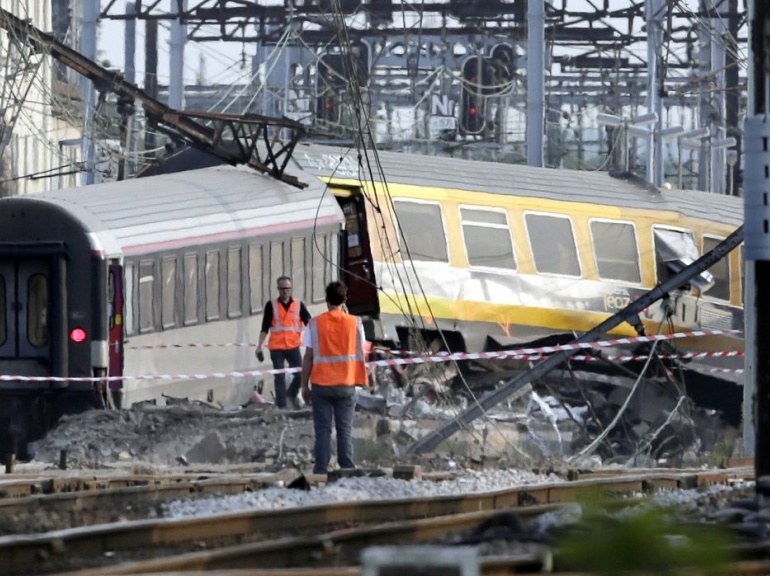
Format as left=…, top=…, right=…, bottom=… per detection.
left=268, top=298, right=303, bottom=350
left=309, top=309, right=367, bottom=386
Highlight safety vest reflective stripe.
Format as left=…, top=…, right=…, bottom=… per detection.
left=268, top=299, right=303, bottom=349
left=310, top=320, right=366, bottom=364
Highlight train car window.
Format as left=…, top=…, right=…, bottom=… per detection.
left=393, top=200, right=448, bottom=263
left=270, top=241, right=284, bottom=285
left=459, top=207, right=516, bottom=270
left=161, top=257, right=177, bottom=329
left=291, top=238, right=306, bottom=300
left=653, top=228, right=713, bottom=291
left=184, top=254, right=198, bottom=325
left=328, top=234, right=338, bottom=284
left=138, top=260, right=155, bottom=333
left=227, top=247, right=242, bottom=318
left=702, top=236, right=730, bottom=300
left=249, top=244, right=264, bottom=314
left=27, top=274, right=48, bottom=348
left=589, top=221, right=641, bottom=283
left=125, top=264, right=135, bottom=336
left=108, top=271, right=115, bottom=330
left=312, top=234, right=327, bottom=303
left=0, top=275, right=5, bottom=346
left=525, top=213, right=581, bottom=276
left=205, top=250, right=220, bottom=322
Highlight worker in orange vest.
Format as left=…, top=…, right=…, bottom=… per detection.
left=301, top=281, right=367, bottom=474
left=256, top=276, right=311, bottom=409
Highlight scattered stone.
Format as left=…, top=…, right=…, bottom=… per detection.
left=185, top=430, right=226, bottom=464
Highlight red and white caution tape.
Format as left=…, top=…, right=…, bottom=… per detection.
left=0, top=329, right=743, bottom=382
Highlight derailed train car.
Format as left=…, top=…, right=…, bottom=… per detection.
left=294, top=143, right=744, bottom=355
left=0, top=143, right=745, bottom=457
left=0, top=165, right=344, bottom=457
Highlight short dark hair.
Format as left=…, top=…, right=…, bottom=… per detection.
left=276, top=276, right=292, bottom=286
left=326, top=281, right=348, bottom=306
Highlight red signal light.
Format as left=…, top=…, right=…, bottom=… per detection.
left=469, top=105, right=478, bottom=116
left=325, top=101, right=333, bottom=110
left=69, top=327, right=87, bottom=343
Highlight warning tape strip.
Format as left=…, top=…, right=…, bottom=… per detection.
left=0, top=329, right=743, bottom=383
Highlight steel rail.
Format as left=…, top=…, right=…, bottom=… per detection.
left=0, top=469, right=747, bottom=574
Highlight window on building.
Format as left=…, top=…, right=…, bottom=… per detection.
left=703, top=236, right=731, bottom=300
left=590, top=220, right=641, bottom=283
left=161, top=257, right=177, bottom=329
left=227, top=247, right=242, bottom=318
left=27, top=274, right=48, bottom=347
left=138, top=260, right=155, bottom=333
left=249, top=244, right=264, bottom=314
left=184, top=254, right=198, bottom=325
left=460, top=207, right=516, bottom=270
left=525, top=213, right=581, bottom=276
left=205, top=251, right=220, bottom=321
left=393, top=201, right=448, bottom=262
left=291, top=238, right=306, bottom=300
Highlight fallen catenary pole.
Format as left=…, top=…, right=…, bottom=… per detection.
left=405, top=225, right=745, bottom=455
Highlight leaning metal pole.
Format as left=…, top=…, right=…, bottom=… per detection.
left=405, top=225, right=744, bottom=455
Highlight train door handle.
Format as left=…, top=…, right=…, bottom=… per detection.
left=362, top=265, right=371, bottom=280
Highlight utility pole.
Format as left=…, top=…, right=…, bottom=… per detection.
left=168, top=0, right=187, bottom=110
left=118, top=1, right=137, bottom=182
left=80, top=0, right=98, bottom=185
left=745, top=0, right=770, bottom=486
left=144, top=19, right=159, bottom=155
left=526, top=0, right=544, bottom=167
left=725, top=0, right=742, bottom=196
left=647, top=0, right=665, bottom=186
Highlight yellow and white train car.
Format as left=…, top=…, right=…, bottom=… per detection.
left=294, top=143, right=743, bottom=354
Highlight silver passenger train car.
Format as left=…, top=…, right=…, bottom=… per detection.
left=0, top=165, right=344, bottom=458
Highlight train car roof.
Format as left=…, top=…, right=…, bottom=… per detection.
left=293, top=143, right=743, bottom=227
left=15, top=165, right=342, bottom=258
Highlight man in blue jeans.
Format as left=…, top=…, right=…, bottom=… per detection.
left=256, top=276, right=311, bottom=409
left=300, top=281, right=367, bottom=474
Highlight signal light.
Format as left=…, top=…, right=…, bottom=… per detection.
left=69, top=327, right=87, bottom=343
left=460, top=56, right=485, bottom=135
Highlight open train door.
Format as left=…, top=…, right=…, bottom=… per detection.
left=335, top=192, right=380, bottom=318
left=107, top=264, right=124, bottom=406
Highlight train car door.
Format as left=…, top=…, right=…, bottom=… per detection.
left=107, top=265, right=124, bottom=387
left=0, top=259, right=50, bottom=363
left=337, top=194, right=379, bottom=317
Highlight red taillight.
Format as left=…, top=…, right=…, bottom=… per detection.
left=69, top=328, right=87, bottom=343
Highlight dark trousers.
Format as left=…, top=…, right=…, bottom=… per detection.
left=311, top=385, right=356, bottom=474
left=270, top=347, right=302, bottom=408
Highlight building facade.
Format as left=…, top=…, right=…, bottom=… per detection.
left=0, top=0, right=81, bottom=196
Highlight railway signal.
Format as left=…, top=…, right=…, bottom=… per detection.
left=316, top=53, right=346, bottom=124
left=487, top=42, right=516, bottom=95
left=315, top=45, right=370, bottom=125
left=460, top=56, right=485, bottom=134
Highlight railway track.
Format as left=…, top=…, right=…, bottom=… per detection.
left=0, top=468, right=748, bottom=575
